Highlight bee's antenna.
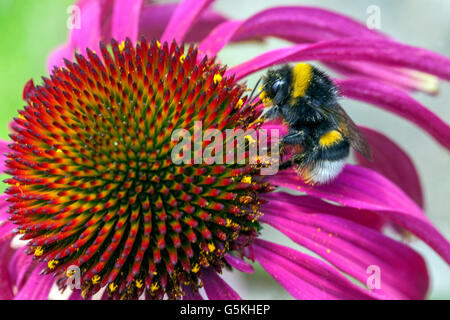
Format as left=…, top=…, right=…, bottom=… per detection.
left=246, top=78, right=262, bottom=107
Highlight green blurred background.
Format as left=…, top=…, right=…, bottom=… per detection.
left=0, top=0, right=448, bottom=299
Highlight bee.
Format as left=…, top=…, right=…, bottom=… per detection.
left=259, top=63, right=372, bottom=184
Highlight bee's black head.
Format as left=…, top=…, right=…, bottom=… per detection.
left=261, top=65, right=292, bottom=106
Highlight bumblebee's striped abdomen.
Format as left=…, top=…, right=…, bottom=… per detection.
left=319, top=130, right=344, bottom=147
left=317, top=130, right=350, bottom=162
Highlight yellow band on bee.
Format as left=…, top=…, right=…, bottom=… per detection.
left=319, top=130, right=343, bottom=147
left=291, top=63, right=312, bottom=99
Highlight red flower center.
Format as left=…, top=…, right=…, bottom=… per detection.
left=5, top=38, right=268, bottom=299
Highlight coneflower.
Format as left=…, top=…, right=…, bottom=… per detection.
left=1, top=0, right=450, bottom=300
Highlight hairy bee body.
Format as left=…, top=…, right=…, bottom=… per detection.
left=260, top=63, right=371, bottom=184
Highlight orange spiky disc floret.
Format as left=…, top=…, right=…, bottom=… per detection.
left=5, top=38, right=268, bottom=299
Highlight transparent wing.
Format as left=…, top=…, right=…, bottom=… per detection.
left=317, top=103, right=373, bottom=160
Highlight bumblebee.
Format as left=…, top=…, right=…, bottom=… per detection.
left=259, top=63, right=372, bottom=184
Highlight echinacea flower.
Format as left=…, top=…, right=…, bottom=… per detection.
left=1, top=0, right=450, bottom=300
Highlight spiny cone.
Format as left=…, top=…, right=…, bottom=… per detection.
left=5, top=38, right=268, bottom=299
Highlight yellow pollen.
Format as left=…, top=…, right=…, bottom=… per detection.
left=156, top=40, right=161, bottom=48
left=213, top=73, right=222, bottom=84
left=207, top=242, right=216, bottom=252
left=241, top=176, right=252, bottom=184
left=118, top=41, right=125, bottom=52
left=179, top=54, right=186, bottom=63
left=66, top=269, right=76, bottom=277
left=34, top=246, right=43, bottom=257
left=135, top=279, right=143, bottom=289
left=91, top=275, right=101, bottom=285
left=327, top=249, right=331, bottom=254
left=109, top=282, right=118, bottom=292
left=192, top=264, right=200, bottom=273
left=56, top=149, right=63, bottom=154
left=47, top=259, right=59, bottom=269
left=151, top=282, right=160, bottom=292
left=236, top=98, right=244, bottom=108
left=18, top=229, right=26, bottom=234
left=245, top=134, right=256, bottom=144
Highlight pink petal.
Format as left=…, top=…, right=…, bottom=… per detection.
left=13, top=264, right=54, bottom=300
left=0, top=139, right=9, bottom=174
left=160, top=0, right=215, bottom=43
left=260, top=193, right=429, bottom=299
left=356, top=127, right=423, bottom=208
left=267, top=166, right=450, bottom=265
left=227, top=38, right=450, bottom=81
left=253, top=239, right=375, bottom=299
left=69, top=290, right=84, bottom=300
left=201, top=267, right=241, bottom=300
left=225, top=254, right=254, bottom=273
left=327, top=61, right=438, bottom=94
left=261, top=192, right=384, bottom=231
left=139, top=3, right=227, bottom=43
left=0, top=234, right=14, bottom=299
left=110, top=0, right=143, bottom=43
left=182, top=285, right=204, bottom=300
left=47, top=0, right=103, bottom=70
left=336, top=78, right=450, bottom=151
left=199, top=6, right=385, bottom=57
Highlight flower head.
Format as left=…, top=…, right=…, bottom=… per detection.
left=1, top=0, right=450, bottom=300
left=5, top=38, right=269, bottom=299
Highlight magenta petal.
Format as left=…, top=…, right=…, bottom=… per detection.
left=182, top=285, right=204, bottom=300
left=267, top=166, right=450, bottom=265
left=140, top=3, right=227, bottom=44
left=253, top=239, right=374, bottom=299
left=13, top=265, right=54, bottom=300
left=227, top=38, right=450, bottom=81
left=160, top=0, right=215, bottom=43
left=110, top=0, right=143, bottom=43
left=200, top=6, right=385, bottom=57
left=260, top=194, right=429, bottom=299
left=47, top=0, right=103, bottom=70
left=261, top=192, right=384, bottom=231
left=336, top=78, right=450, bottom=151
left=69, top=290, right=83, bottom=300
left=0, top=234, right=14, bottom=299
left=201, top=267, right=241, bottom=300
left=327, top=61, right=438, bottom=94
left=356, top=127, right=423, bottom=208
left=1, top=139, right=10, bottom=173
left=225, top=254, right=254, bottom=273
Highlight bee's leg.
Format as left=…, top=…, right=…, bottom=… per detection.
left=261, top=105, right=281, bottom=121
left=282, top=129, right=316, bottom=146
left=279, top=159, right=294, bottom=170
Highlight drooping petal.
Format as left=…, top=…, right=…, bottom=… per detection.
left=110, top=0, right=144, bottom=43
left=0, top=234, right=14, bottom=299
left=261, top=193, right=384, bottom=231
left=13, top=265, right=54, bottom=300
left=47, top=0, right=104, bottom=70
left=260, top=192, right=429, bottom=299
left=225, top=253, right=254, bottom=273
left=336, top=78, right=450, bottom=151
left=182, top=285, right=204, bottom=300
left=200, top=6, right=385, bottom=57
left=326, top=61, right=438, bottom=94
left=160, top=0, right=215, bottom=43
left=139, top=3, right=227, bottom=43
left=227, top=38, right=450, bottom=81
left=267, top=166, right=450, bottom=265
left=253, top=239, right=375, bottom=300
left=356, top=127, right=423, bottom=208
left=0, top=140, right=9, bottom=173
left=201, top=267, right=241, bottom=300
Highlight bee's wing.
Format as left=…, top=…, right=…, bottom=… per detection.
left=318, top=103, right=373, bottom=160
